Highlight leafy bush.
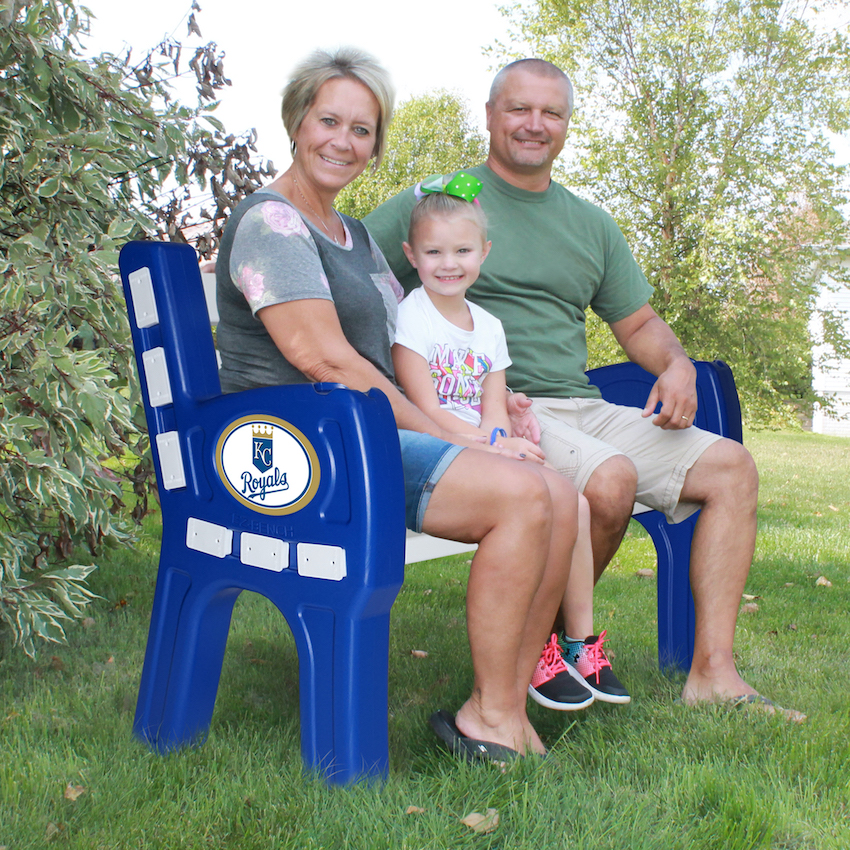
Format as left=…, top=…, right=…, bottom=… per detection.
left=0, top=0, right=269, bottom=654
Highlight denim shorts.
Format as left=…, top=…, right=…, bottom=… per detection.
left=398, top=430, right=465, bottom=532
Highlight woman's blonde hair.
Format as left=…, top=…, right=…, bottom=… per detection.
left=281, top=47, right=395, bottom=169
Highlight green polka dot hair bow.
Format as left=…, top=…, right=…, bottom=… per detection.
left=414, top=171, right=484, bottom=203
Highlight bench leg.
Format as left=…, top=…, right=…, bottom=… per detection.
left=633, top=511, right=698, bottom=672
left=293, top=604, right=391, bottom=784
left=134, top=565, right=240, bottom=751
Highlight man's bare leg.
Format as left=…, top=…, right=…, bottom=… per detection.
left=582, top=454, right=637, bottom=582
left=677, top=440, right=804, bottom=720
left=422, top=451, right=576, bottom=754
left=675, top=439, right=757, bottom=702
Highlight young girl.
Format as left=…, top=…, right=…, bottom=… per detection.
left=392, top=172, right=630, bottom=709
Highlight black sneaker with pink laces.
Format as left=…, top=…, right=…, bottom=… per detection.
left=561, top=630, right=631, bottom=704
left=528, top=633, right=594, bottom=711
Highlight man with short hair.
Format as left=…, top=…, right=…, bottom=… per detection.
left=365, top=58, right=803, bottom=719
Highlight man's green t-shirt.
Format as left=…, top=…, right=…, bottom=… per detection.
left=364, top=165, right=654, bottom=399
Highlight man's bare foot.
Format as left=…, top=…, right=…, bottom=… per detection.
left=681, top=687, right=806, bottom=723
left=681, top=649, right=758, bottom=704
left=680, top=650, right=805, bottom=723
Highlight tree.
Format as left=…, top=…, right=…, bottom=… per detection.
left=337, top=90, right=487, bottom=218
left=0, top=0, right=269, bottom=655
left=498, top=0, right=850, bottom=424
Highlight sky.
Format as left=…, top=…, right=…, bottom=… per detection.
left=80, top=0, right=516, bottom=170
left=79, top=0, right=848, bottom=175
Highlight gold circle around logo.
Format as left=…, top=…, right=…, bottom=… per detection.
left=215, top=415, right=321, bottom=515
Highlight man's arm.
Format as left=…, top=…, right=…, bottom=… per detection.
left=609, top=303, right=698, bottom=430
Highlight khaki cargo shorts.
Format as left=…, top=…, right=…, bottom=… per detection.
left=531, top=397, right=723, bottom=524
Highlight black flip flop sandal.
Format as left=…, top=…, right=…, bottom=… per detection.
left=428, top=710, right=521, bottom=763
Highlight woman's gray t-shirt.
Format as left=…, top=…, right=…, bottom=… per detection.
left=215, top=189, right=404, bottom=394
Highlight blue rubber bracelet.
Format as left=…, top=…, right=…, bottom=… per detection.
left=489, top=427, right=507, bottom=445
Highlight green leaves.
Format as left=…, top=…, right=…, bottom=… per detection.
left=36, top=174, right=62, bottom=197
left=503, top=0, right=850, bottom=425
left=337, top=91, right=488, bottom=219
left=0, top=0, right=272, bottom=656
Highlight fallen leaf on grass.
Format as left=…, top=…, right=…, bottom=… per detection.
left=45, top=822, right=64, bottom=841
left=828, top=505, right=840, bottom=512
left=461, top=809, right=499, bottom=834
left=815, top=576, right=832, bottom=587
left=64, top=783, right=86, bottom=802
left=410, top=650, right=428, bottom=658
left=740, top=602, right=759, bottom=614
left=405, top=805, right=426, bottom=815
left=636, top=568, right=654, bottom=579
left=742, top=594, right=760, bottom=601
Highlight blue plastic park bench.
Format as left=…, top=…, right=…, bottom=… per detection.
left=120, top=240, right=405, bottom=785
left=119, top=240, right=743, bottom=783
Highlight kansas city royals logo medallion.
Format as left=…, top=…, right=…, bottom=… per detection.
left=215, top=415, right=320, bottom=515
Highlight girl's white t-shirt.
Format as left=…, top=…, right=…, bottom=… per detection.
left=394, top=286, right=511, bottom=426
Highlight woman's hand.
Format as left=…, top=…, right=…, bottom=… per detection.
left=490, top=435, right=546, bottom=463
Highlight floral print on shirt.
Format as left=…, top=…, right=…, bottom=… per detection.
left=262, top=201, right=310, bottom=239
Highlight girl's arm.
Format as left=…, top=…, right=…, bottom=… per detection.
left=391, top=343, right=486, bottom=437
left=480, top=370, right=547, bottom=460
left=478, top=369, right=511, bottom=436
left=392, top=346, right=545, bottom=461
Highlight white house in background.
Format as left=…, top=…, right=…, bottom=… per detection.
left=811, top=251, right=850, bottom=436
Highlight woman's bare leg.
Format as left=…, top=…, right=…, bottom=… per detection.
left=512, top=467, right=580, bottom=717
left=422, top=451, right=576, bottom=755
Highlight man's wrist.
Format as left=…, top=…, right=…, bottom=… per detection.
left=666, top=353, right=695, bottom=374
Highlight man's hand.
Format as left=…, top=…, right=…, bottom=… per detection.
left=642, top=358, right=698, bottom=429
left=506, top=393, right=542, bottom=444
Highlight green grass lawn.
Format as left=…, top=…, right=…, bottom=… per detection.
left=1, top=430, right=848, bottom=849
